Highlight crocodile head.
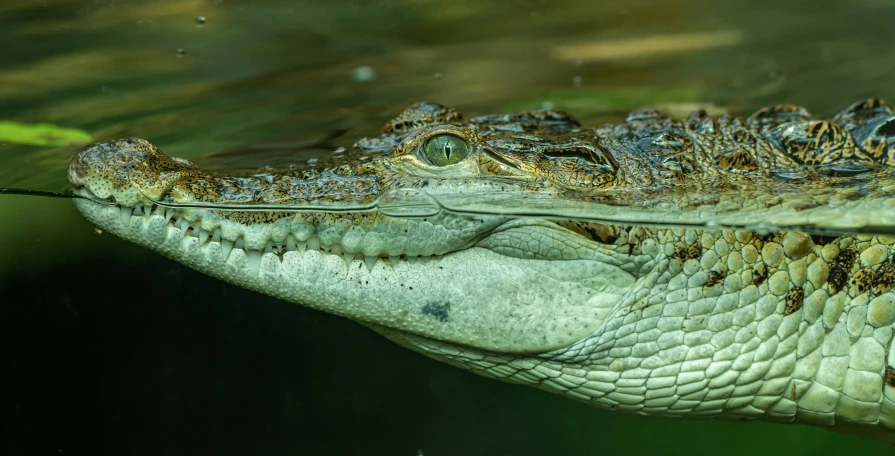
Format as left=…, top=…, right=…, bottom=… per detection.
left=70, top=100, right=895, bottom=441
left=68, top=102, right=633, bottom=355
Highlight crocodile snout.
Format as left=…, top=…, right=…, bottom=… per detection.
left=67, top=138, right=198, bottom=206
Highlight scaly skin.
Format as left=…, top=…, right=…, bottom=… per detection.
left=69, top=99, right=895, bottom=444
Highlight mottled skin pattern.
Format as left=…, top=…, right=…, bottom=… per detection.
left=69, top=99, right=895, bottom=445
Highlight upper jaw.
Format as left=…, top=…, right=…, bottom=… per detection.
left=66, top=138, right=508, bottom=259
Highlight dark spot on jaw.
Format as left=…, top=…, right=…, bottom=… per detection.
left=421, top=301, right=452, bottom=323
left=874, top=264, right=895, bottom=294
left=753, top=263, right=768, bottom=285
left=809, top=234, right=838, bottom=245
left=755, top=233, right=772, bottom=242
left=828, top=248, right=857, bottom=294
left=828, top=269, right=848, bottom=294
left=671, top=243, right=689, bottom=262
left=850, top=268, right=876, bottom=294
left=834, top=248, right=858, bottom=270
left=886, top=366, right=895, bottom=388
left=784, top=287, right=805, bottom=315
left=687, top=244, right=702, bottom=260
left=705, top=270, right=726, bottom=287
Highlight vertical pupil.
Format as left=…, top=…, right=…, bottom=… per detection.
left=444, top=143, right=452, bottom=158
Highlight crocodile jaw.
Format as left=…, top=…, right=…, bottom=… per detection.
left=73, top=196, right=632, bottom=354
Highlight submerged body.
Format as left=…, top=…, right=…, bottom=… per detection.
left=69, top=99, right=895, bottom=444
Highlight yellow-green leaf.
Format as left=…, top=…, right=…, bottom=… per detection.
left=0, top=121, right=92, bottom=147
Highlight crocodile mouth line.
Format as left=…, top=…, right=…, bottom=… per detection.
left=82, top=196, right=449, bottom=276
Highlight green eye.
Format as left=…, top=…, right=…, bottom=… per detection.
left=423, top=134, right=470, bottom=166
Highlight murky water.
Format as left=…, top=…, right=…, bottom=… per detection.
left=3, top=0, right=895, bottom=454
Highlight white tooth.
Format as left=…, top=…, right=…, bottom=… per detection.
left=246, top=250, right=262, bottom=275
left=234, top=238, right=244, bottom=250
left=296, top=240, right=307, bottom=253
left=341, top=251, right=354, bottom=268
left=119, top=206, right=131, bottom=226
left=178, top=218, right=189, bottom=231
left=388, top=255, right=400, bottom=264
left=198, top=229, right=209, bottom=244
left=131, top=206, right=140, bottom=216
left=165, top=208, right=175, bottom=221
left=307, top=237, right=320, bottom=251
left=331, top=244, right=342, bottom=257
left=143, top=205, right=151, bottom=216
left=211, top=230, right=221, bottom=243
left=221, top=239, right=234, bottom=259
left=364, top=256, right=377, bottom=272
left=286, top=235, right=296, bottom=251
left=264, top=241, right=273, bottom=254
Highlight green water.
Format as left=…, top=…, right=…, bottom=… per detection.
left=3, top=0, right=895, bottom=454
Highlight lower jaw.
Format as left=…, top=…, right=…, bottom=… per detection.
left=73, top=197, right=615, bottom=354
left=72, top=197, right=477, bottom=342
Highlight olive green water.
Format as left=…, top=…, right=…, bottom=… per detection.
left=3, top=0, right=895, bottom=454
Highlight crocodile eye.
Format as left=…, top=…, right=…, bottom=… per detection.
left=422, top=134, right=470, bottom=166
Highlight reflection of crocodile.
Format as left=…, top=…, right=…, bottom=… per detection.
left=69, top=99, right=895, bottom=444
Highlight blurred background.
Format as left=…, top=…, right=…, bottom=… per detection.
left=2, top=0, right=894, bottom=454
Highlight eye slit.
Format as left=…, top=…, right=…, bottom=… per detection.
left=423, top=134, right=470, bottom=166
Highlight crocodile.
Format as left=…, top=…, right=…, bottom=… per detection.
left=68, top=99, right=895, bottom=445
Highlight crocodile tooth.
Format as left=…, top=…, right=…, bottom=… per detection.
left=164, top=208, right=175, bottom=222
left=119, top=206, right=131, bottom=226
left=331, top=244, right=343, bottom=257
left=221, top=239, right=234, bottom=259
left=296, top=240, right=307, bottom=253
left=246, top=250, right=262, bottom=275
left=340, top=250, right=355, bottom=268
left=178, top=218, right=189, bottom=232
left=234, top=237, right=244, bottom=250
left=143, top=205, right=151, bottom=217
left=263, top=241, right=273, bottom=254
left=388, top=255, right=400, bottom=264
left=131, top=206, right=141, bottom=216
left=307, top=236, right=320, bottom=252
left=198, top=229, right=209, bottom=244
left=211, top=229, right=221, bottom=243
left=364, top=255, right=377, bottom=272
left=286, top=235, right=296, bottom=252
